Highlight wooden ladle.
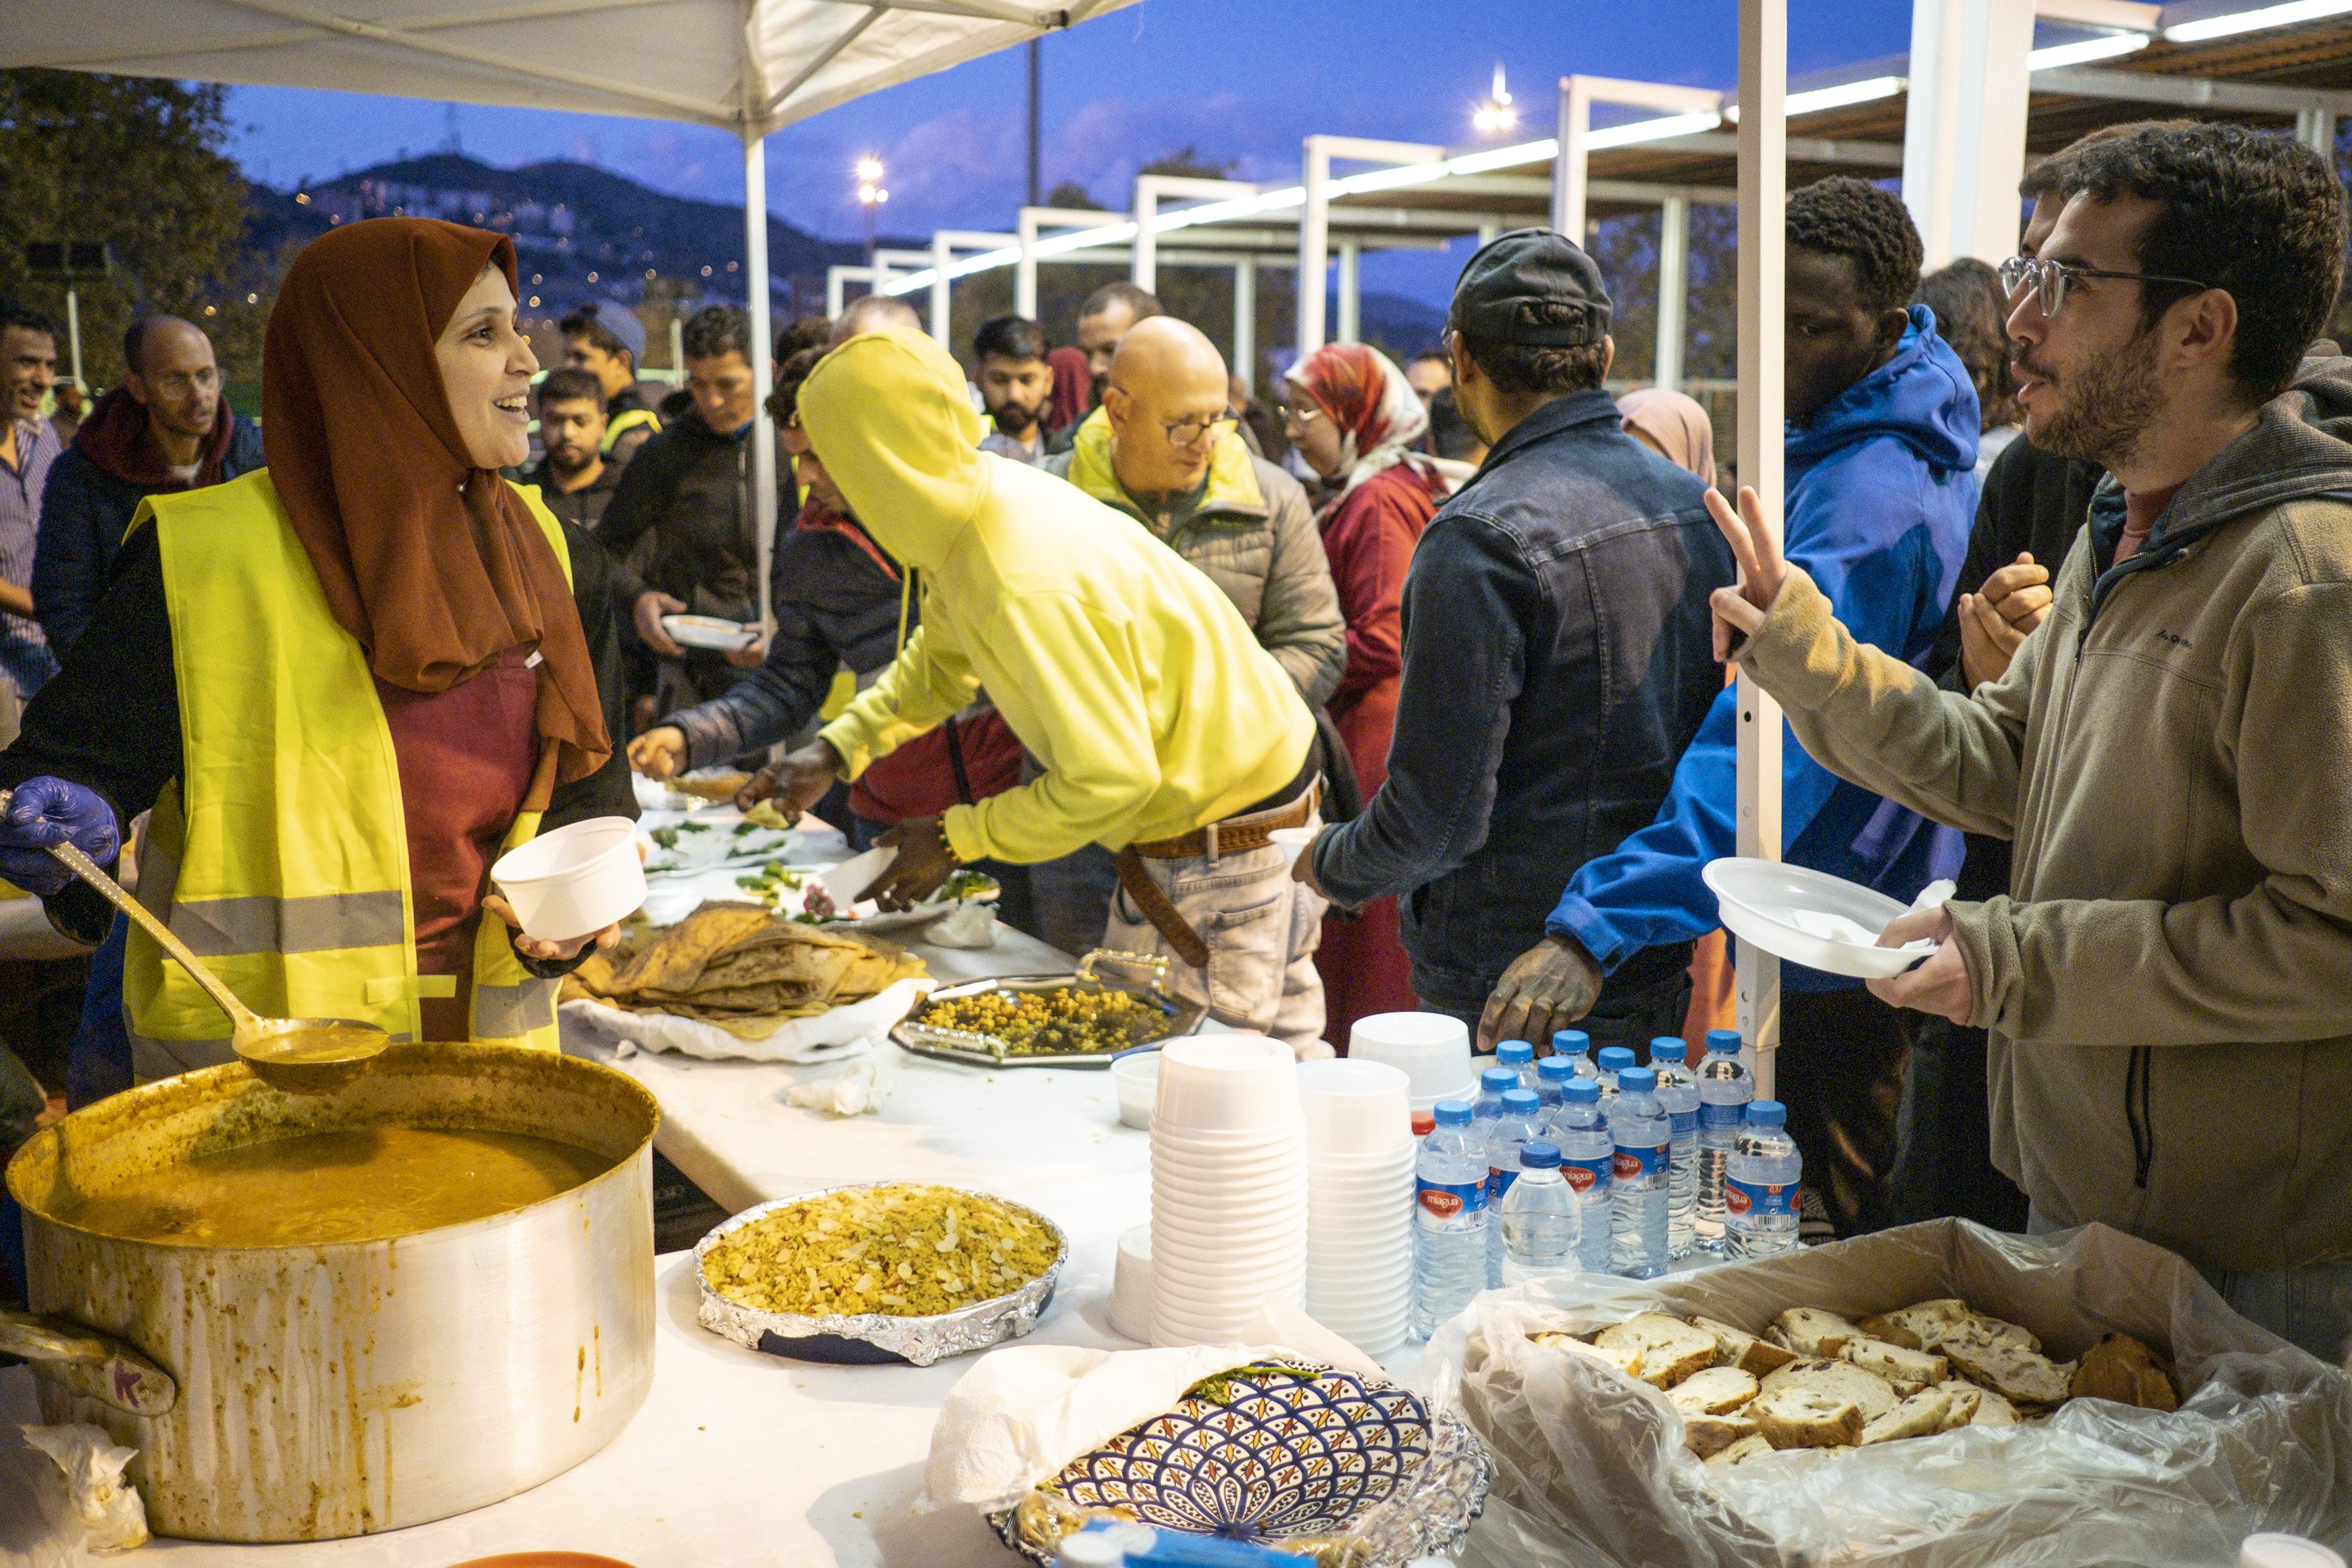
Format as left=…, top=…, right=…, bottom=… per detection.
left=4, top=793, right=389, bottom=1094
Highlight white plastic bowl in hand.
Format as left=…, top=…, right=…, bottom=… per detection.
left=1702, top=857, right=1939, bottom=979
left=659, top=613, right=759, bottom=652
left=492, top=816, right=646, bottom=943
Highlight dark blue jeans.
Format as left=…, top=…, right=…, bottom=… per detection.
left=68, top=913, right=132, bottom=1109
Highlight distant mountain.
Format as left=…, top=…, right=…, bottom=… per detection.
left=246, top=152, right=879, bottom=325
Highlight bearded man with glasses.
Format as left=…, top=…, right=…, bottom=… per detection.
left=1034, top=314, right=1346, bottom=962
left=1708, top=121, right=2352, bottom=1359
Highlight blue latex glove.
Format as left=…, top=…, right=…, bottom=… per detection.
left=0, top=777, right=120, bottom=898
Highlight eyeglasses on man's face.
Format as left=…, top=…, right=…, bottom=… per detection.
left=1998, top=255, right=2210, bottom=319
left=1160, top=412, right=1240, bottom=448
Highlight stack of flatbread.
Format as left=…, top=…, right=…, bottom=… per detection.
left=564, top=902, right=927, bottom=1038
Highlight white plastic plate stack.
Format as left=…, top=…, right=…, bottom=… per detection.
left=1298, top=1058, right=1416, bottom=1357
left=1148, top=1035, right=1308, bottom=1347
left=1348, top=1011, right=1475, bottom=1113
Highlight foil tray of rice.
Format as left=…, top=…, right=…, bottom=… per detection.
left=694, top=1181, right=1069, bottom=1366
left=893, top=967, right=1205, bottom=1069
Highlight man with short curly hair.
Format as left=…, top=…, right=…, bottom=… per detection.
left=1523, top=177, right=1979, bottom=1242
left=1712, top=123, right=2352, bottom=1356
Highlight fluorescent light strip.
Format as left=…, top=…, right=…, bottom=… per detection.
left=1446, top=137, right=1559, bottom=175
left=1585, top=109, right=1725, bottom=148
left=1783, top=74, right=1906, bottom=114
left=2026, top=32, right=2151, bottom=67
left=2165, top=0, right=2352, bottom=42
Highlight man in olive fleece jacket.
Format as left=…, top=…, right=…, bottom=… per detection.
left=1705, top=122, right=2352, bottom=1359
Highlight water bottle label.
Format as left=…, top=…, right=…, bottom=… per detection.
left=1669, top=1110, right=1698, bottom=1138
left=1417, top=1177, right=1487, bottom=1219
left=1487, top=1167, right=1520, bottom=1203
left=1561, top=1156, right=1612, bottom=1194
left=1700, top=1102, right=1746, bottom=1133
left=1725, top=1176, right=1794, bottom=1217
left=1613, top=1142, right=1669, bottom=1179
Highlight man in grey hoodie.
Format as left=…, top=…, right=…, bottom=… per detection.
left=1710, top=122, right=2352, bottom=1359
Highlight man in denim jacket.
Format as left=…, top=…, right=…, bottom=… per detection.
left=1300, top=230, right=1731, bottom=1054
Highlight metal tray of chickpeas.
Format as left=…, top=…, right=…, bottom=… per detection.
left=891, top=950, right=1207, bottom=1069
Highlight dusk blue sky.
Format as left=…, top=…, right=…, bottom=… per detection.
left=223, top=0, right=1919, bottom=307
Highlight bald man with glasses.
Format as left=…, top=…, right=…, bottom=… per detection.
left=1036, top=314, right=1345, bottom=959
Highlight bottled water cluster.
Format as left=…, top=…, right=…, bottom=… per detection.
left=1412, top=1027, right=1799, bottom=1334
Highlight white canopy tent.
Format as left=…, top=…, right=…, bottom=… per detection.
left=3, top=0, right=1136, bottom=626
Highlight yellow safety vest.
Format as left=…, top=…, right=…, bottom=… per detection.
left=123, top=470, right=571, bottom=1073
left=601, top=406, right=660, bottom=453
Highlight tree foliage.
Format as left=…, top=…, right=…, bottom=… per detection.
left=0, top=70, right=265, bottom=390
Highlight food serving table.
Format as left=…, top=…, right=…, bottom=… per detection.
left=0, top=913, right=1254, bottom=1566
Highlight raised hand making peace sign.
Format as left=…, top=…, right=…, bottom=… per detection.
left=1703, top=485, right=1788, bottom=662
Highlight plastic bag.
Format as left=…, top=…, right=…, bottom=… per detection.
left=20, top=1423, right=149, bottom=1554
left=1424, top=1220, right=2352, bottom=1568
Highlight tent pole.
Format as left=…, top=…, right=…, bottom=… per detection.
left=1737, top=0, right=1786, bottom=1102
left=744, top=128, right=777, bottom=639
left=931, top=233, right=952, bottom=341
left=1656, top=193, right=1688, bottom=392
left=1017, top=209, right=1039, bottom=318
left=1296, top=136, right=1330, bottom=355
left=1232, top=256, right=1256, bottom=394
left=1335, top=239, right=1359, bottom=343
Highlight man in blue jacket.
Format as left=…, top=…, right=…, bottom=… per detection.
left=1497, top=178, right=1976, bottom=1238
left=33, top=315, right=263, bottom=659
left=1300, top=230, right=1732, bottom=1053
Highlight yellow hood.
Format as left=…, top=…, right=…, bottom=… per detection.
left=800, top=328, right=986, bottom=573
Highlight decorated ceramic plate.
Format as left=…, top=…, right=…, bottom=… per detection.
left=993, top=1363, right=1490, bottom=1565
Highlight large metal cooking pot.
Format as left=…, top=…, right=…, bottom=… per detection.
left=3, top=1042, right=658, bottom=1542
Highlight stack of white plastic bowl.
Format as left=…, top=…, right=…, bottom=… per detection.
left=1297, top=1058, right=1416, bottom=1356
left=1149, top=1035, right=1308, bottom=1347
left=1348, top=1011, right=1475, bottom=1112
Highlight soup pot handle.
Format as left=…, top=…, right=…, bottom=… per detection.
left=0, top=1309, right=177, bottom=1417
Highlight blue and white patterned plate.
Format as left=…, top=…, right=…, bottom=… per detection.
left=994, top=1363, right=1489, bottom=1566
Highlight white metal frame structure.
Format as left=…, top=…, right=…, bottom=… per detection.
left=1553, top=75, right=1730, bottom=241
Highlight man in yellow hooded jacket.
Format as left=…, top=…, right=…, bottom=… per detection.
left=750, top=328, right=1334, bottom=1057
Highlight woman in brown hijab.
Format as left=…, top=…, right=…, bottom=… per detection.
left=0, top=218, right=637, bottom=1065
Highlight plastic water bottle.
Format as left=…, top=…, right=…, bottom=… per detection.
left=1500, top=1142, right=1580, bottom=1284
left=1497, top=1037, right=1537, bottom=1094
left=1595, top=1045, right=1635, bottom=1102
left=1472, top=1065, right=1517, bottom=1130
left=1610, top=1065, right=1671, bottom=1279
left=1534, top=1054, right=1576, bottom=1114
left=1550, top=1029, right=1596, bottom=1079
left=1650, top=1037, right=1700, bottom=1260
left=1695, top=1028, right=1754, bottom=1253
left=1413, top=1099, right=1490, bottom=1337
left=1548, top=1077, right=1615, bottom=1274
left=1484, top=1087, right=1544, bottom=1287
left=1726, top=1100, right=1801, bottom=1260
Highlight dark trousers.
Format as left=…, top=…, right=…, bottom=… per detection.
left=1777, top=985, right=1912, bottom=1239
left=1889, top=1014, right=2029, bottom=1232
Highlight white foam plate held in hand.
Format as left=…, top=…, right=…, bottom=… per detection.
left=1702, top=858, right=1939, bottom=979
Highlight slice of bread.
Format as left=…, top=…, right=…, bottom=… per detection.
left=1759, top=1357, right=1900, bottom=1424
left=1766, top=1306, right=1861, bottom=1359
left=1853, top=1313, right=1926, bottom=1352
left=1839, top=1337, right=1951, bottom=1396
left=1857, top=1387, right=1955, bottom=1445
left=1960, top=1311, right=2042, bottom=1355
left=1596, top=1313, right=1719, bottom=1389
left=1933, top=1380, right=1981, bottom=1428
left=1943, top=1329, right=2071, bottom=1407
left=1751, top=1385, right=1864, bottom=1449
left=1683, top=1410, right=1760, bottom=1458
left=1535, top=1330, right=1643, bottom=1381
left=1869, top=1298, right=1972, bottom=1350
left=1964, top=1383, right=2019, bottom=1425
left=1706, top=1432, right=1775, bottom=1468
left=2069, top=1332, right=2179, bottom=1413
left=1689, top=1314, right=1798, bottom=1377
left=1669, top=1366, right=1761, bottom=1416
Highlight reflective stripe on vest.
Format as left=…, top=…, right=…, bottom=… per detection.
left=601, top=406, right=659, bottom=452
left=125, top=469, right=575, bottom=1055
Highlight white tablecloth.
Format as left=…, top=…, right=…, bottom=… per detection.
left=2, top=920, right=1192, bottom=1566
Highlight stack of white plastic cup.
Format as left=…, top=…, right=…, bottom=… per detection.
left=1149, top=1035, right=1309, bottom=1347
left=1297, top=1058, right=1416, bottom=1356
left=1348, top=1011, right=1475, bottom=1114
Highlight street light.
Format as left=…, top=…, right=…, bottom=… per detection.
left=855, top=155, right=888, bottom=263
left=1472, top=64, right=1517, bottom=136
